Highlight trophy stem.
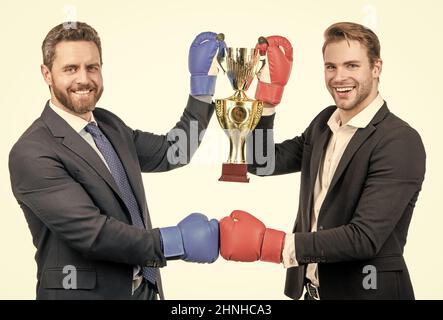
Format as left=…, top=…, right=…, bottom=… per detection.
left=232, top=90, right=248, bottom=101
left=228, top=130, right=247, bottom=164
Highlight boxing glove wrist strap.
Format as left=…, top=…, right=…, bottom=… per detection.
left=260, top=228, right=286, bottom=263
left=159, top=226, right=184, bottom=258
left=256, top=81, right=285, bottom=106
left=190, top=75, right=217, bottom=96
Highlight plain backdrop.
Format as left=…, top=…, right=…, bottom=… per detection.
left=1, top=0, right=442, bottom=299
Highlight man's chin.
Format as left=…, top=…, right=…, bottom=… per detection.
left=63, top=98, right=96, bottom=114
left=74, top=104, right=96, bottom=114
left=70, top=97, right=98, bottom=113
left=333, top=97, right=356, bottom=110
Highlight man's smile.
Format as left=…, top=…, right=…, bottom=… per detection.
left=333, top=86, right=356, bottom=98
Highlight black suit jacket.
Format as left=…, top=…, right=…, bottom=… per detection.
left=248, top=102, right=426, bottom=299
left=9, top=95, right=214, bottom=300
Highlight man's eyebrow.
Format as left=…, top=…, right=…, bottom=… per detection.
left=62, top=64, right=79, bottom=69
left=61, top=63, right=101, bottom=69
left=343, top=60, right=361, bottom=64
left=324, top=60, right=362, bottom=66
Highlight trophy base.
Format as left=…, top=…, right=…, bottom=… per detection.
left=219, top=163, right=249, bottom=183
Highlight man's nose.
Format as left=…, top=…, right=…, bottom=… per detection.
left=76, top=67, right=90, bottom=84
left=333, top=67, right=349, bottom=82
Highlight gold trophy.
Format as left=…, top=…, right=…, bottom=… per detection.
left=215, top=36, right=265, bottom=183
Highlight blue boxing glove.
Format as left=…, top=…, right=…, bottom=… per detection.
left=189, top=31, right=226, bottom=96
left=159, top=213, right=219, bottom=263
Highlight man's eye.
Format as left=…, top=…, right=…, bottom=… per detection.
left=65, top=67, right=76, bottom=73
left=326, top=65, right=335, bottom=70
left=88, top=66, right=99, bottom=71
left=348, top=64, right=359, bottom=69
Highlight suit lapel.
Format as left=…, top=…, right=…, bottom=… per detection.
left=327, top=103, right=389, bottom=193
left=41, top=104, right=124, bottom=202
left=306, top=102, right=390, bottom=226
left=306, top=126, right=332, bottom=230
left=327, top=125, right=376, bottom=193
left=62, top=134, right=124, bottom=199
left=42, top=103, right=150, bottom=227
left=309, top=128, right=332, bottom=193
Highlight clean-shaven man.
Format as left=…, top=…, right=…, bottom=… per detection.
left=220, top=22, right=426, bottom=300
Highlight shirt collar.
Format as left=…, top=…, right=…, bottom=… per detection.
left=49, top=100, right=97, bottom=133
left=327, top=93, right=384, bottom=131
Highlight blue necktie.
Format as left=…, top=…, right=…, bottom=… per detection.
left=84, top=122, right=158, bottom=285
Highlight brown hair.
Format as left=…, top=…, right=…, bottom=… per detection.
left=42, top=21, right=102, bottom=70
left=322, top=22, right=380, bottom=67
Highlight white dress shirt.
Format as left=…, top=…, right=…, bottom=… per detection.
left=282, top=94, right=385, bottom=288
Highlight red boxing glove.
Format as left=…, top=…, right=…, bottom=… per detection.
left=220, top=210, right=285, bottom=264
left=255, top=35, right=293, bottom=106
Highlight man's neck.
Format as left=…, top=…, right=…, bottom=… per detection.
left=50, top=97, right=92, bottom=122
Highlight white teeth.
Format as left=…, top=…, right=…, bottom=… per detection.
left=74, top=90, right=91, bottom=95
left=335, top=87, right=353, bottom=92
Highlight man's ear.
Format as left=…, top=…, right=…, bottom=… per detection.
left=41, top=64, right=52, bottom=86
left=372, top=58, right=383, bottom=80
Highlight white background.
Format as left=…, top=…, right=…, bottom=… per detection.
left=0, top=0, right=442, bottom=299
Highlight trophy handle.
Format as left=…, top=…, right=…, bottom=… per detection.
left=255, top=36, right=268, bottom=77
left=216, top=33, right=227, bottom=74
left=217, top=54, right=227, bottom=74
left=255, top=36, right=269, bottom=77
left=251, top=102, right=264, bottom=130
left=255, top=56, right=266, bottom=77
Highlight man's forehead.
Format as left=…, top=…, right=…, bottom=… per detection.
left=324, top=40, right=367, bottom=63
left=53, top=41, right=100, bottom=64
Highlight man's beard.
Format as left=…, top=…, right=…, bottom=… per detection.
left=52, top=82, right=103, bottom=115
